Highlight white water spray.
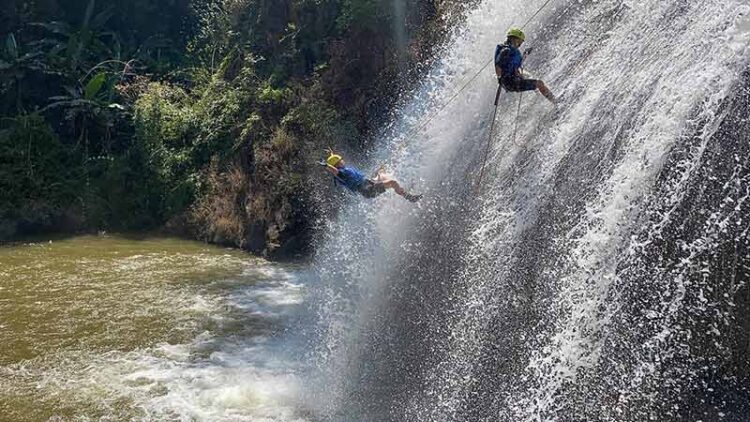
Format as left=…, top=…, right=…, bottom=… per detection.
left=308, top=0, right=750, bottom=420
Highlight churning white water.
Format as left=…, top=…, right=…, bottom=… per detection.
left=307, top=0, right=750, bottom=420
left=0, top=237, right=309, bottom=421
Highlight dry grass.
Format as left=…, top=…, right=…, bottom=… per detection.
left=271, top=127, right=296, bottom=158
left=190, top=127, right=300, bottom=253
left=190, top=159, right=248, bottom=246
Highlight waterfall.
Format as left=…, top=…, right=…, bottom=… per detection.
left=304, top=0, right=750, bottom=420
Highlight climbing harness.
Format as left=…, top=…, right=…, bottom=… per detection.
left=474, top=55, right=528, bottom=190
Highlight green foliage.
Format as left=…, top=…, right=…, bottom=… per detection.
left=131, top=82, right=200, bottom=219
left=29, top=2, right=117, bottom=72
left=84, top=72, right=107, bottom=100
left=134, top=83, right=195, bottom=149
left=336, top=0, right=381, bottom=31
left=186, top=0, right=236, bottom=70
left=258, top=84, right=292, bottom=104
left=0, top=114, right=82, bottom=237
left=0, top=33, right=48, bottom=113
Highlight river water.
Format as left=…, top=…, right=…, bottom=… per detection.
left=0, top=235, right=307, bottom=421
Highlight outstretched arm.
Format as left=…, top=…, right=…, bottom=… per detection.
left=318, top=159, right=339, bottom=176
left=372, top=165, right=387, bottom=178
left=516, top=48, right=532, bottom=78
left=322, top=147, right=341, bottom=176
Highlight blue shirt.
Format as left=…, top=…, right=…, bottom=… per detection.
left=335, top=166, right=367, bottom=191
left=495, top=43, right=523, bottom=77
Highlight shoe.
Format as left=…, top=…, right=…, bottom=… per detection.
left=405, top=193, right=422, bottom=203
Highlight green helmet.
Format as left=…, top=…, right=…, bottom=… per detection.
left=507, top=28, right=526, bottom=42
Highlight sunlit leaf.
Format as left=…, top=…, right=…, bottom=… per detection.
left=84, top=72, right=107, bottom=100
left=44, top=98, right=97, bottom=111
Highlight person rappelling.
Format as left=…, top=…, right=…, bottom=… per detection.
left=495, top=28, right=557, bottom=104
left=319, top=150, right=422, bottom=203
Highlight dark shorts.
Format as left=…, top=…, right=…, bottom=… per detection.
left=358, top=180, right=387, bottom=198
left=501, top=76, right=538, bottom=92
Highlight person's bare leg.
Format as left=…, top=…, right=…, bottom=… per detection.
left=374, top=173, right=421, bottom=202
left=382, top=180, right=407, bottom=196
left=535, top=80, right=557, bottom=104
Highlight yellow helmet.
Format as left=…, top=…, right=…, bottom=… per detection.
left=507, top=28, right=525, bottom=42
left=327, top=154, right=343, bottom=167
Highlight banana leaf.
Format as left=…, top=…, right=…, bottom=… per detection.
left=84, top=72, right=107, bottom=100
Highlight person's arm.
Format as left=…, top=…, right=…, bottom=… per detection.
left=513, top=51, right=524, bottom=78
left=318, top=160, right=340, bottom=176
left=494, top=45, right=504, bottom=78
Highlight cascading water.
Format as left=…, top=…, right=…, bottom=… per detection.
left=304, top=0, right=750, bottom=421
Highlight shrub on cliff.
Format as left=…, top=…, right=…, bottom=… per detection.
left=130, top=82, right=200, bottom=223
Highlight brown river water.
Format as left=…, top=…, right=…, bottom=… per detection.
left=0, top=235, right=308, bottom=421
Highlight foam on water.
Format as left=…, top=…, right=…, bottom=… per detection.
left=1, top=237, right=310, bottom=421
left=106, top=267, right=307, bottom=421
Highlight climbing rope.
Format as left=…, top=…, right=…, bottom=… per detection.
left=521, top=0, right=556, bottom=29
left=396, top=0, right=557, bottom=151
left=397, top=60, right=494, bottom=150
left=474, top=87, right=523, bottom=190
left=474, top=86, right=503, bottom=192
left=511, top=92, right=523, bottom=146
left=474, top=53, right=529, bottom=189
